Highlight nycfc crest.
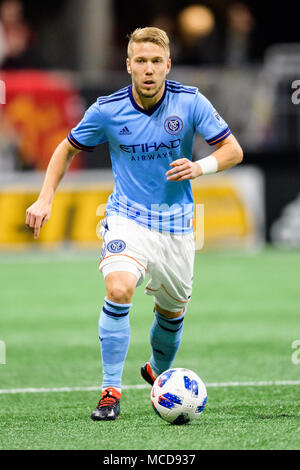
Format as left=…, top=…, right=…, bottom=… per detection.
left=164, top=116, right=183, bottom=135
left=107, top=240, right=126, bottom=253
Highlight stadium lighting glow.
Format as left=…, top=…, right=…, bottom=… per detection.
left=178, top=4, right=215, bottom=38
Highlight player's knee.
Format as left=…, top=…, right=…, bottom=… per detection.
left=155, top=303, right=185, bottom=318
left=107, top=285, right=134, bottom=304
left=105, top=272, right=136, bottom=304
left=106, top=282, right=135, bottom=304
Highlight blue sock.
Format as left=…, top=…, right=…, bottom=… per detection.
left=150, top=309, right=185, bottom=375
left=98, top=297, right=131, bottom=389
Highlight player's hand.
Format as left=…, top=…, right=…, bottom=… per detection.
left=25, top=199, right=52, bottom=240
left=166, top=158, right=202, bottom=182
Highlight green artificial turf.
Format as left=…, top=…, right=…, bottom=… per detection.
left=0, top=247, right=299, bottom=449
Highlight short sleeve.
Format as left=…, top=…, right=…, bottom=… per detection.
left=67, top=102, right=107, bottom=152
left=193, top=91, right=231, bottom=146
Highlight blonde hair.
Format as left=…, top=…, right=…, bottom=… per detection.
left=127, top=27, right=170, bottom=58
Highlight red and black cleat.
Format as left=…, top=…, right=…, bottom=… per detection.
left=140, top=362, right=157, bottom=386
left=91, top=387, right=121, bottom=421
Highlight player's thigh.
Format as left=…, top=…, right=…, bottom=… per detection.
left=99, top=215, right=148, bottom=288
left=146, top=233, right=195, bottom=312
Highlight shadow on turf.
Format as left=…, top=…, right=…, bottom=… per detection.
left=257, top=413, right=299, bottom=420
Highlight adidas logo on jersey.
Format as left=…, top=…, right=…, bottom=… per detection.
left=119, top=126, right=132, bottom=135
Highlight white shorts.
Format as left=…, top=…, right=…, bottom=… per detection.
left=98, top=216, right=195, bottom=312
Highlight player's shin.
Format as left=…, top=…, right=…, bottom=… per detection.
left=98, top=297, right=131, bottom=391
left=149, top=308, right=186, bottom=375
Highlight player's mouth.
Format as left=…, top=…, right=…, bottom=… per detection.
left=143, top=80, right=155, bottom=89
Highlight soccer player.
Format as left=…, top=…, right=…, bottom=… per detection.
left=26, top=27, right=243, bottom=421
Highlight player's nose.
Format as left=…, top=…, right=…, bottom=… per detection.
left=145, top=61, right=154, bottom=74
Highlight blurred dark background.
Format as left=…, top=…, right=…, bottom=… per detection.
left=4, top=0, right=299, bottom=69
left=1, top=0, right=300, bottom=245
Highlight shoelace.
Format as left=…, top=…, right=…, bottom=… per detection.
left=99, top=391, right=118, bottom=408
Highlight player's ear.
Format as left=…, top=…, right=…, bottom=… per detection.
left=166, top=58, right=171, bottom=75
left=126, top=58, right=131, bottom=75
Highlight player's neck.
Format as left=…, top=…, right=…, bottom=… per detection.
left=132, top=83, right=166, bottom=110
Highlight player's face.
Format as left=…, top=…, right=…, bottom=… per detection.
left=127, top=42, right=171, bottom=101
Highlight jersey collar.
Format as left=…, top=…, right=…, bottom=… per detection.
left=128, top=82, right=167, bottom=116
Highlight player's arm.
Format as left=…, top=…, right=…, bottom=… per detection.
left=25, top=138, right=80, bottom=239
left=166, top=134, right=243, bottom=182
left=200, top=133, right=243, bottom=173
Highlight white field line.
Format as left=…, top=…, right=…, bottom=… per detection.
left=0, top=380, right=300, bottom=395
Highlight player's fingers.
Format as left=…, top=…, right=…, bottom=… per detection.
left=26, top=208, right=34, bottom=226
left=34, top=226, right=40, bottom=239
left=167, top=169, right=192, bottom=181
left=25, top=209, right=31, bottom=226
left=166, top=163, right=190, bottom=176
left=34, top=216, right=43, bottom=239
left=28, top=213, right=36, bottom=228
left=166, top=166, right=190, bottom=177
left=40, top=215, right=50, bottom=227
left=176, top=173, right=193, bottom=181
left=169, top=158, right=189, bottom=167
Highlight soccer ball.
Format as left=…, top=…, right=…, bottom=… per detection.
left=151, top=368, right=207, bottom=425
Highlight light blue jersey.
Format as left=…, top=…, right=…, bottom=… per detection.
left=68, top=80, right=231, bottom=234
